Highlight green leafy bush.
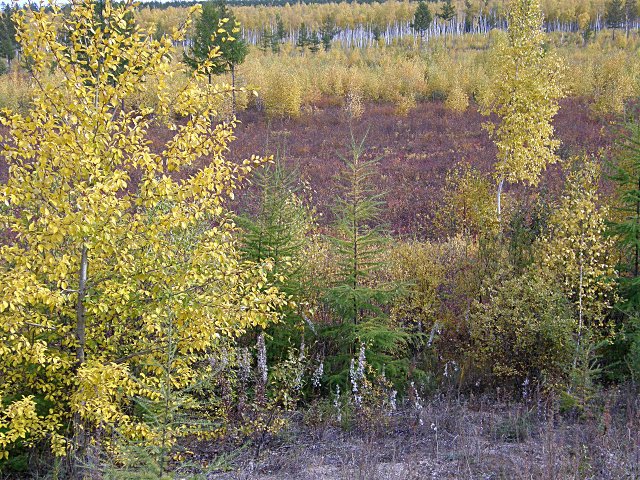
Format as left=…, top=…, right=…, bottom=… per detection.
left=470, top=272, right=575, bottom=391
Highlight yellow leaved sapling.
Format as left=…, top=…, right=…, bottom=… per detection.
left=0, top=0, right=285, bottom=470
left=481, top=0, right=565, bottom=220
left=536, top=157, right=618, bottom=348
left=533, top=156, right=617, bottom=405
left=435, top=162, right=499, bottom=241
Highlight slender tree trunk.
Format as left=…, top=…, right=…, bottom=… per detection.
left=636, top=175, right=640, bottom=278
left=231, top=63, right=236, bottom=117
left=207, top=72, right=214, bottom=123
left=626, top=14, right=630, bottom=38
left=573, top=250, right=585, bottom=371
left=158, top=313, right=175, bottom=476
left=76, top=244, right=88, bottom=364
left=496, top=177, right=504, bottom=222
left=73, top=244, right=88, bottom=472
left=352, top=178, right=359, bottom=326
left=578, top=252, right=584, bottom=345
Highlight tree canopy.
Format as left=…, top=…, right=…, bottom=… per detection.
left=0, top=0, right=284, bottom=465
left=183, top=0, right=249, bottom=82
left=411, top=1, right=432, bottom=37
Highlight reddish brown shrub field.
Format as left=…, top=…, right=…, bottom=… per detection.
left=0, top=98, right=614, bottom=236
left=224, top=98, right=612, bottom=235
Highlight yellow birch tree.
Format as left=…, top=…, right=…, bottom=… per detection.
left=0, top=0, right=285, bottom=464
left=481, top=0, right=565, bottom=219
left=537, top=157, right=617, bottom=337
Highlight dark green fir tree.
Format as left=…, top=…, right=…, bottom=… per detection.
left=296, top=22, right=310, bottom=53
left=411, top=1, right=432, bottom=41
left=183, top=0, right=248, bottom=114
left=608, top=121, right=640, bottom=310
left=319, top=15, right=340, bottom=51
left=0, top=4, right=17, bottom=67
left=309, top=31, right=322, bottom=53
left=439, top=0, right=457, bottom=23
left=606, top=0, right=625, bottom=38
left=323, top=134, right=408, bottom=388
left=605, top=121, right=640, bottom=382
left=237, top=149, right=315, bottom=362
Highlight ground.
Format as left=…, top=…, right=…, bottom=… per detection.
left=0, top=98, right=613, bottom=236
left=226, top=98, right=613, bottom=235
left=177, top=387, right=639, bottom=480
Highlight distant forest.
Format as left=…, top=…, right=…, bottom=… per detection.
left=138, top=0, right=387, bottom=8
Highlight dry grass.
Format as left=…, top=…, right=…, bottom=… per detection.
left=199, top=385, right=640, bottom=480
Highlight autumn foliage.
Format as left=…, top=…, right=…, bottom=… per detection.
left=0, top=0, right=284, bottom=466
left=0, top=0, right=639, bottom=477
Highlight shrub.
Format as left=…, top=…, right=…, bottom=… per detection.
left=387, top=240, right=446, bottom=337
left=435, top=163, right=498, bottom=240
left=590, top=51, right=636, bottom=117
left=387, top=237, right=472, bottom=337
left=626, top=317, right=640, bottom=383
left=536, top=156, right=617, bottom=331
left=491, top=410, right=534, bottom=442
left=445, top=83, right=469, bottom=112
left=385, top=236, right=479, bottom=392
left=0, top=70, right=32, bottom=111
left=261, top=68, right=302, bottom=118
left=394, top=94, right=416, bottom=116
left=470, top=272, right=575, bottom=391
